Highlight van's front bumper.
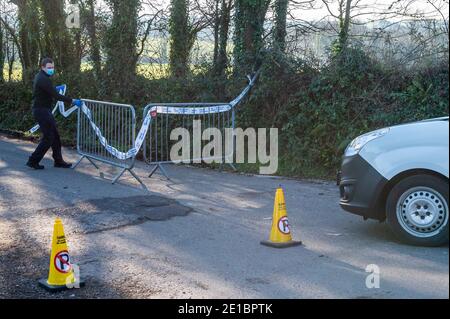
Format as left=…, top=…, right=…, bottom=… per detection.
left=338, top=154, right=388, bottom=221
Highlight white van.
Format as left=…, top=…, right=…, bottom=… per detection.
left=338, top=117, right=449, bottom=246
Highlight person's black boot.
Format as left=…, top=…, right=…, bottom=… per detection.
left=54, top=160, right=72, bottom=168
left=26, top=160, right=45, bottom=170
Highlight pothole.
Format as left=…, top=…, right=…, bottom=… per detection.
left=33, top=195, right=193, bottom=234
left=236, top=191, right=270, bottom=199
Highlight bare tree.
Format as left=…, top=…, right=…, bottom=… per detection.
left=316, top=0, right=448, bottom=60
left=0, top=0, right=40, bottom=83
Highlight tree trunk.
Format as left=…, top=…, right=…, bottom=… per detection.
left=233, top=0, right=270, bottom=77
left=7, top=41, right=15, bottom=82
left=0, top=16, right=4, bottom=83
left=86, top=0, right=101, bottom=81
left=212, top=0, right=220, bottom=66
left=103, top=0, right=140, bottom=99
left=214, top=0, right=232, bottom=78
left=337, top=0, right=352, bottom=54
left=169, top=0, right=191, bottom=78
left=11, top=0, right=40, bottom=83
left=273, top=0, right=288, bottom=53
left=74, top=29, right=82, bottom=72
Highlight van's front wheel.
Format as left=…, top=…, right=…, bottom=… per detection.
left=386, top=174, right=449, bottom=246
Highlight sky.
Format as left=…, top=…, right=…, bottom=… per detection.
left=289, top=0, right=449, bottom=22
left=135, top=0, right=449, bottom=22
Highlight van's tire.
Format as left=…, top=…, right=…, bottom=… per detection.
left=386, top=174, right=449, bottom=246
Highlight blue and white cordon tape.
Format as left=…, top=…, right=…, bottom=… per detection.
left=29, top=72, right=258, bottom=160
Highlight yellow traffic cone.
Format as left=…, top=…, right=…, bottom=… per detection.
left=261, top=187, right=302, bottom=248
left=38, top=218, right=85, bottom=292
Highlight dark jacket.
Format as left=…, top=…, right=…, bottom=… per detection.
left=32, top=70, right=73, bottom=109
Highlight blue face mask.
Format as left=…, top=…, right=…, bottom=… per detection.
left=45, top=68, right=55, bottom=76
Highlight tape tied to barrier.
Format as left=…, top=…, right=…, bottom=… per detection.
left=28, top=72, right=258, bottom=160
left=148, top=104, right=232, bottom=116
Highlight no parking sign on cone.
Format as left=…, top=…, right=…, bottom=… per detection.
left=261, top=187, right=302, bottom=248
left=38, top=218, right=85, bottom=292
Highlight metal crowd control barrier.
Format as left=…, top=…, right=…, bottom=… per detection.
left=142, top=102, right=236, bottom=179
left=72, top=99, right=144, bottom=186
left=142, top=71, right=260, bottom=179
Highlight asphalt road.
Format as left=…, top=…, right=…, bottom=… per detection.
left=0, top=134, right=448, bottom=299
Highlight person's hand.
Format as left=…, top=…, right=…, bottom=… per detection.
left=72, top=99, right=83, bottom=107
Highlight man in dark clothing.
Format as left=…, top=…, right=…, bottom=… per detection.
left=26, top=58, right=82, bottom=170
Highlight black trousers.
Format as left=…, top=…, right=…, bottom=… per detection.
left=29, top=108, right=64, bottom=163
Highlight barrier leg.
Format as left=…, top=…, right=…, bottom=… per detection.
left=128, top=169, right=147, bottom=190
left=112, top=168, right=126, bottom=184
left=87, top=157, right=100, bottom=169
left=158, top=164, right=170, bottom=180
left=148, top=165, right=158, bottom=178
left=110, top=167, right=147, bottom=190
left=72, top=155, right=100, bottom=170
left=72, top=156, right=84, bottom=169
left=148, top=164, right=170, bottom=180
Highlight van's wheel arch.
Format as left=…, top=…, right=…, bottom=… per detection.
left=386, top=174, right=449, bottom=246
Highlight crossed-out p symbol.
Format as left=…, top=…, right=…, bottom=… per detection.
left=278, top=216, right=290, bottom=234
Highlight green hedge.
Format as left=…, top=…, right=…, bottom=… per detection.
left=1, top=50, right=448, bottom=178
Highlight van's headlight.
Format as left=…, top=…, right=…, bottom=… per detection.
left=345, top=128, right=390, bottom=157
